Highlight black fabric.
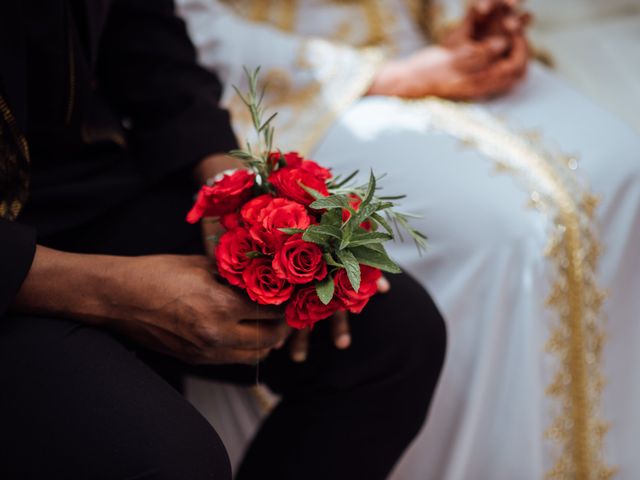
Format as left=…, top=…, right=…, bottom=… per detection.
left=0, top=219, right=36, bottom=317
left=0, top=0, right=238, bottom=312
left=0, top=273, right=446, bottom=480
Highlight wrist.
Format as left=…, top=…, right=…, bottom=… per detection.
left=193, top=154, right=244, bottom=186
left=12, top=246, right=129, bottom=327
left=367, top=61, right=404, bottom=96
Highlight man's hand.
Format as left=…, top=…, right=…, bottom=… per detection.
left=288, top=275, right=391, bottom=363
left=13, top=247, right=290, bottom=365
left=193, top=153, right=245, bottom=259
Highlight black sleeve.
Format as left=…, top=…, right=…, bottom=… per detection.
left=97, top=0, right=238, bottom=180
left=0, top=219, right=36, bottom=316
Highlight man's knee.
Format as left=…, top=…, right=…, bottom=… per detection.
left=373, top=274, right=445, bottom=364
left=372, top=274, right=447, bottom=419
left=139, top=419, right=231, bottom=480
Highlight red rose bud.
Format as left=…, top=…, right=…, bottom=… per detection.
left=248, top=197, right=312, bottom=254
left=215, top=228, right=256, bottom=288
left=272, top=234, right=327, bottom=284
left=333, top=265, right=382, bottom=314
left=242, top=257, right=295, bottom=305
left=285, top=286, right=341, bottom=329
left=186, top=170, right=255, bottom=223
left=342, top=194, right=372, bottom=231
left=268, top=167, right=329, bottom=206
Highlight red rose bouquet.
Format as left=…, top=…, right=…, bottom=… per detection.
left=187, top=69, right=426, bottom=329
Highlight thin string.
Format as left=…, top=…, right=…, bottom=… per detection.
left=255, top=305, right=261, bottom=385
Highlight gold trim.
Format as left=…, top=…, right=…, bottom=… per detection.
left=227, top=41, right=384, bottom=156
left=0, top=94, right=30, bottom=221
left=295, top=45, right=384, bottom=155
left=402, top=98, right=614, bottom=479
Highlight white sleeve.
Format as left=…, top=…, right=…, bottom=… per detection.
left=424, top=0, right=468, bottom=41
left=176, top=0, right=384, bottom=155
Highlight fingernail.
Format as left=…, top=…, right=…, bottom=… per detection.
left=336, top=334, right=351, bottom=349
left=292, top=351, right=307, bottom=363
left=378, top=276, right=391, bottom=293
left=490, top=37, right=508, bottom=51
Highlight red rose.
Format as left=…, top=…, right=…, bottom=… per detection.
left=221, top=212, right=242, bottom=230
left=299, top=159, right=332, bottom=181
left=272, top=234, right=327, bottom=284
left=333, top=265, right=381, bottom=313
left=186, top=170, right=255, bottom=223
left=249, top=197, right=313, bottom=254
left=269, top=167, right=329, bottom=206
left=242, top=257, right=294, bottom=306
left=240, top=194, right=273, bottom=226
left=268, top=151, right=304, bottom=168
left=285, top=285, right=341, bottom=329
left=215, top=228, right=256, bottom=287
left=342, top=194, right=372, bottom=231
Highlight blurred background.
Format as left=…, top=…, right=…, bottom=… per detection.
left=528, top=0, right=640, bottom=131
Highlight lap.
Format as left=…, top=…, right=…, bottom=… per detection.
left=0, top=315, right=230, bottom=480
left=0, top=273, right=445, bottom=480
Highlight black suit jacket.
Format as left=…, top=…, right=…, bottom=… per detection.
left=0, top=0, right=237, bottom=315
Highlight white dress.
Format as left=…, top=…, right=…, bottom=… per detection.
left=177, top=1, right=640, bottom=478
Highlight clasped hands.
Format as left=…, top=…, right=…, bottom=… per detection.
left=368, top=0, right=531, bottom=100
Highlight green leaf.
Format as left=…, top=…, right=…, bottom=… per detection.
left=361, top=169, right=377, bottom=209
left=245, top=251, right=265, bottom=259
left=348, top=231, right=393, bottom=247
left=307, top=225, right=342, bottom=239
left=315, top=275, right=335, bottom=305
left=353, top=201, right=393, bottom=227
left=350, top=245, right=401, bottom=274
left=323, top=253, right=344, bottom=268
left=336, top=250, right=361, bottom=292
left=378, top=194, right=407, bottom=200
left=370, top=212, right=393, bottom=235
left=339, top=226, right=352, bottom=250
left=278, top=228, right=305, bottom=235
left=302, top=225, right=341, bottom=246
left=309, top=194, right=351, bottom=210
left=299, top=183, right=327, bottom=201
left=329, top=169, right=360, bottom=189
left=320, top=208, right=344, bottom=227
left=302, top=229, right=329, bottom=246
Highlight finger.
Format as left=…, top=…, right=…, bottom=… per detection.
left=501, top=13, right=527, bottom=34
left=218, top=347, right=273, bottom=365
left=289, top=328, right=311, bottom=363
left=495, top=35, right=529, bottom=77
left=472, top=0, right=499, bottom=15
left=331, top=310, right=351, bottom=350
left=377, top=275, right=391, bottom=294
left=463, top=54, right=526, bottom=99
left=227, top=319, right=291, bottom=350
left=453, top=36, right=509, bottom=72
left=231, top=291, right=285, bottom=321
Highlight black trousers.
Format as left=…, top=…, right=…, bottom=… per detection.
left=1, top=179, right=447, bottom=480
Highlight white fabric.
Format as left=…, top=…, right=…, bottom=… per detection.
left=179, top=1, right=640, bottom=478
left=529, top=0, right=640, bottom=132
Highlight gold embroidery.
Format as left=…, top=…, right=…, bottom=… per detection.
left=0, top=94, right=30, bottom=221
left=227, top=40, right=383, bottom=156
left=402, top=98, right=614, bottom=479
